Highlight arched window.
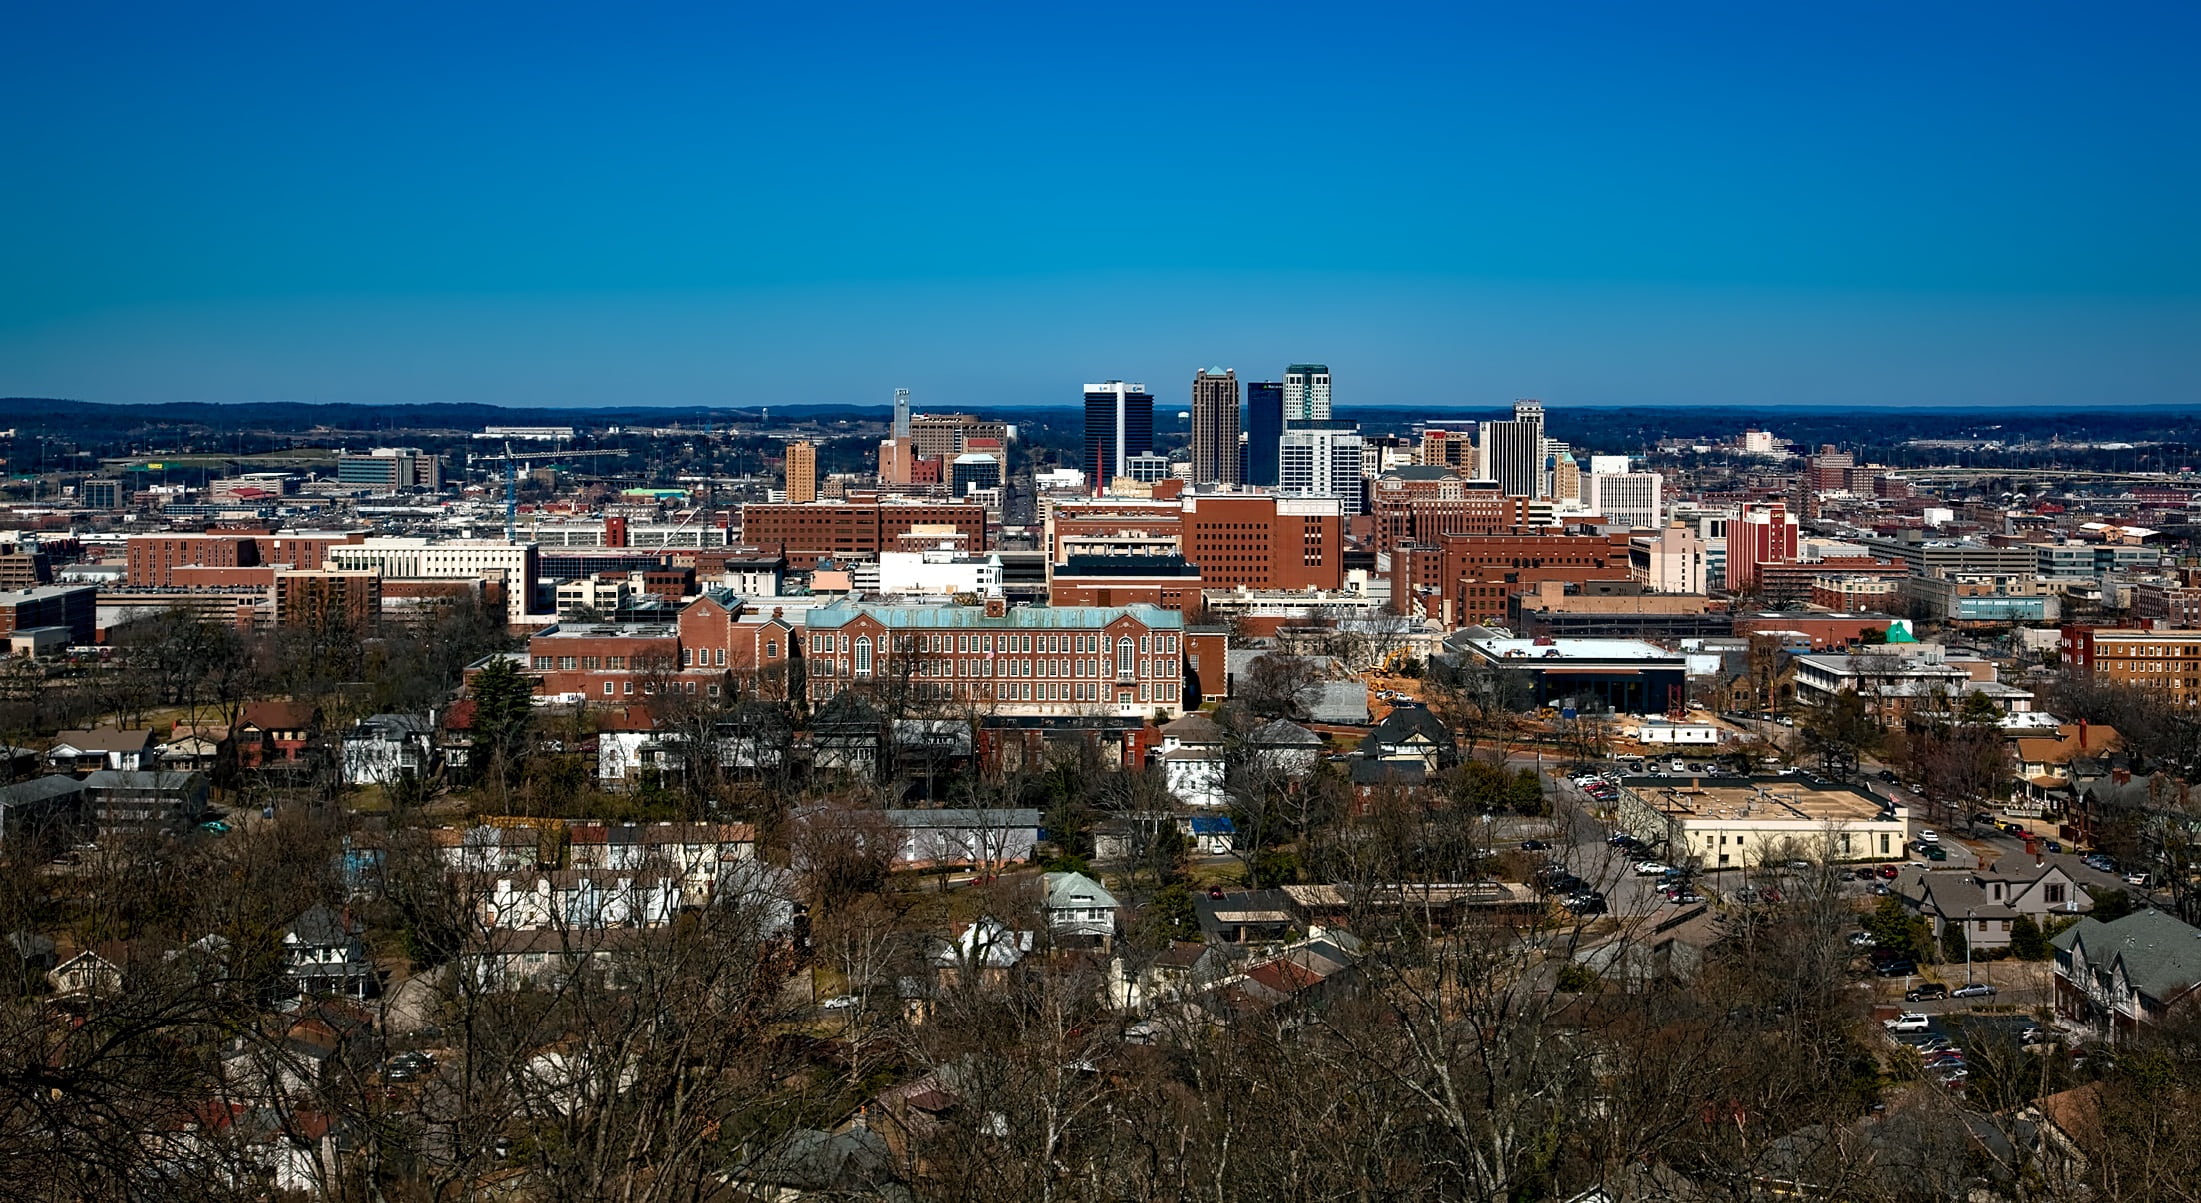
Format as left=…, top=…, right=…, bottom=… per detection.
left=1116, top=636, right=1135, bottom=678
left=854, top=636, right=873, bottom=677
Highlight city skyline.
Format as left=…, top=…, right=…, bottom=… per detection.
left=4, top=3, right=2197, bottom=409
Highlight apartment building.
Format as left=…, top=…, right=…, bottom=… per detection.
left=2060, top=625, right=2201, bottom=706
left=738, top=500, right=988, bottom=571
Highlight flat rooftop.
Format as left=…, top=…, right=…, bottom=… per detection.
left=1623, top=775, right=1889, bottom=824
left=1470, top=636, right=1679, bottom=661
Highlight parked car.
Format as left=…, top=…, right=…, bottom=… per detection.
left=1566, top=892, right=1608, bottom=915
left=1970, top=812, right=1994, bottom=826
left=2020, top=1025, right=2048, bottom=1045
left=2124, top=871, right=2154, bottom=887
left=1633, top=860, right=1675, bottom=876
left=1671, top=890, right=1705, bottom=904
left=1875, top=959, right=1919, bottom=977
left=2000, top=822, right=2027, bottom=834
left=198, top=820, right=231, bottom=835
left=1884, top=1013, right=1932, bottom=1033
left=1905, top=983, right=1949, bottom=1001
left=2043, top=839, right=2064, bottom=853
left=384, top=1052, right=436, bottom=1083
left=1877, top=866, right=1900, bottom=879
left=1919, top=830, right=1939, bottom=844
left=1869, top=884, right=1893, bottom=896
left=1950, top=983, right=1997, bottom=998
left=1521, top=839, right=1552, bottom=852
left=1918, top=844, right=1947, bottom=862
left=2084, top=853, right=2116, bottom=871
left=820, top=995, right=861, bottom=1011
left=1848, top=930, right=1875, bottom=948
left=1854, top=867, right=1880, bottom=881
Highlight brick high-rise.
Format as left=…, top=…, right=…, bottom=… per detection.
left=1188, top=368, right=1241, bottom=485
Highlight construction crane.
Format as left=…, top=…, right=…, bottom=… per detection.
left=468, top=446, right=633, bottom=543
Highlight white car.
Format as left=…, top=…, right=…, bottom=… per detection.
left=1919, top=830, right=1939, bottom=844
left=1883, top=1013, right=1931, bottom=1033
left=819, top=995, right=860, bottom=1011
left=1633, top=860, right=1676, bottom=876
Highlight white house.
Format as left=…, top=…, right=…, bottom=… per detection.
left=1042, top=871, right=1120, bottom=947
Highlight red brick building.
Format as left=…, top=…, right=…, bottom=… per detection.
left=804, top=597, right=1187, bottom=718
left=127, top=534, right=259, bottom=586
left=1369, top=470, right=1531, bottom=552
left=1391, top=533, right=1635, bottom=627
left=1754, top=556, right=1905, bottom=604
left=738, top=499, right=987, bottom=570
left=1047, top=493, right=1344, bottom=595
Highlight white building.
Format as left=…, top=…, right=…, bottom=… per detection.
left=1588, top=454, right=1632, bottom=476
left=1616, top=775, right=1910, bottom=868
left=876, top=547, right=1004, bottom=597
left=1283, top=363, right=1331, bottom=421
left=1589, top=470, right=1664, bottom=530
left=327, top=537, right=541, bottom=624
left=1279, top=423, right=1366, bottom=514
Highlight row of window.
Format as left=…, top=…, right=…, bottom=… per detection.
left=806, top=631, right=1178, bottom=656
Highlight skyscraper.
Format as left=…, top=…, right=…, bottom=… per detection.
left=1279, top=421, right=1367, bottom=515
left=892, top=387, right=911, bottom=439
left=1083, top=381, right=1155, bottom=488
left=785, top=440, right=817, bottom=504
left=1283, top=364, right=1331, bottom=421
left=1189, top=368, right=1241, bottom=485
left=1477, top=400, right=1546, bottom=498
left=1588, top=469, right=1663, bottom=528
left=1244, top=381, right=1284, bottom=486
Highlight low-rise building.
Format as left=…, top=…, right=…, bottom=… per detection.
left=1614, top=774, right=1908, bottom=868
left=84, top=770, right=210, bottom=836
left=1443, top=631, right=1689, bottom=715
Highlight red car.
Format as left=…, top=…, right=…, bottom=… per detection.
left=1877, top=866, right=1899, bottom=880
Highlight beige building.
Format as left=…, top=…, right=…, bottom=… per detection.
left=1616, top=775, right=1909, bottom=869
left=785, top=441, right=817, bottom=505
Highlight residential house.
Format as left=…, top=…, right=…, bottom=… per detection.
left=280, top=905, right=374, bottom=999
left=481, top=870, right=681, bottom=931
left=0, top=774, right=84, bottom=846
left=1247, top=719, right=1324, bottom=773
left=882, top=808, right=1039, bottom=872
left=83, top=770, right=209, bottom=836
left=46, top=727, right=156, bottom=775
left=2009, top=721, right=2121, bottom=820
left=929, top=916, right=1033, bottom=988
left=565, top=820, right=756, bottom=908
left=1197, top=933, right=1360, bottom=1022
left=156, top=734, right=222, bottom=773
left=463, top=927, right=642, bottom=992
left=1348, top=756, right=1430, bottom=806
left=1157, top=712, right=1227, bottom=807
left=233, top=701, right=321, bottom=770
left=1908, top=862, right=2090, bottom=953
left=1041, top=871, right=1119, bottom=948
left=1361, top=706, right=1457, bottom=769
left=48, top=946, right=125, bottom=1001
left=725, top=1127, right=913, bottom=1203
left=340, top=713, right=437, bottom=786
left=2053, top=908, right=2201, bottom=1039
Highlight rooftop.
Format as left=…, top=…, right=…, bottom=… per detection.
left=1624, top=775, right=1891, bottom=824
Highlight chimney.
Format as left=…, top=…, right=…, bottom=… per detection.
left=2112, top=768, right=2132, bottom=785
left=2077, top=718, right=2088, bottom=750
left=984, top=596, right=1006, bottom=618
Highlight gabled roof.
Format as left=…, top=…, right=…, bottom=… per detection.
left=1249, top=718, right=1322, bottom=747
left=284, top=904, right=363, bottom=948
left=2054, top=908, right=2201, bottom=1004
left=1042, top=870, right=1120, bottom=911
left=50, top=728, right=154, bottom=754
left=1371, top=706, right=1452, bottom=748
left=1159, top=712, right=1224, bottom=744
left=240, top=700, right=319, bottom=731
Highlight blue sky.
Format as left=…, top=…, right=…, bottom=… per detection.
left=4, top=1, right=2197, bottom=409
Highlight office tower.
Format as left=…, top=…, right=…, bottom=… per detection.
left=1189, top=367, right=1241, bottom=485
left=1278, top=421, right=1367, bottom=514
left=950, top=451, right=1002, bottom=499
left=1550, top=453, right=1582, bottom=505
left=1726, top=500, right=1799, bottom=593
left=1083, top=381, right=1155, bottom=488
left=892, top=388, right=911, bottom=439
left=337, top=447, right=442, bottom=491
left=1283, top=364, right=1331, bottom=421
left=785, top=441, right=817, bottom=504
left=1477, top=400, right=1546, bottom=498
left=1588, top=469, right=1663, bottom=528
left=1244, top=381, right=1284, bottom=486
left=909, top=413, right=1009, bottom=460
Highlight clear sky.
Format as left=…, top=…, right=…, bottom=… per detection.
left=4, top=1, right=2197, bottom=410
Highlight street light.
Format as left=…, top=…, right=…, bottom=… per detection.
left=1963, top=905, right=1977, bottom=986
